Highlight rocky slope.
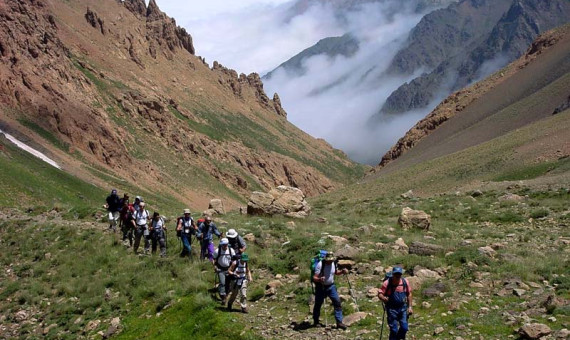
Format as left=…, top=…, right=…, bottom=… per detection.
left=381, top=0, right=570, bottom=115
left=376, top=23, right=570, bottom=169
left=0, top=0, right=364, bottom=210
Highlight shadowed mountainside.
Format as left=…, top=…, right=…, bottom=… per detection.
left=0, top=0, right=365, bottom=211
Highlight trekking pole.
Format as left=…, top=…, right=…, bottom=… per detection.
left=164, top=228, right=168, bottom=256
left=346, top=275, right=359, bottom=312
left=324, top=300, right=328, bottom=328
left=379, top=302, right=386, bottom=340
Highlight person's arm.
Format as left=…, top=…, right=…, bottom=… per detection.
left=378, top=281, right=389, bottom=303
left=214, top=225, right=222, bottom=238
left=176, top=218, right=182, bottom=231
left=239, top=236, right=247, bottom=253
left=247, top=266, right=253, bottom=282
left=161, top=218, right=166, bottom=231
left=312, top=262, right=324, bottom=283
left=407, top=284, right=413, bottom=314
left=228, top=262, right=237, bottom=275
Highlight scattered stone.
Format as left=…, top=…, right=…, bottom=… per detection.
left=398, top=207, right=431, bottom=230
left=518, top=323, right=551, bottom=339
left=394, top=238, right=409, bottom=252
left=423, top=283, right=447, bottom=297
left=102, top=325, right=118, bottom=339
left=469, top=282, right=484, bottom=288
left=373, top=266, right=385, bottom=275
left=499, top=193, right=525, bottom=202
left=422, top=301, right=431, bottom=309
left=285, top=221, right=296, bottom=230
left=513, top=288, right=526, bottom=297
left=413, top=267, right=441, bottom=280
left=471, top=190, right=483, bottom=197
left=337, top=260, right=356, bottom=270
left=110, top=317, right=120, bottom=328
left=409, top=241, right=443, bottom=256
left=14, top=310, right=28, bottom=322
left=266, top=280, right=282, bottom=290
left=243, top=233, right=255, bottom=243
left=336, top=245, right=359, bottom=260
left=343, top=312, right=368, bottom=326
left=555, top=329, right=570, bottom=339
left=85, top=319, right=101, bottom=332
left=477, top=246, right=496, bottom=258
left=208, top=199, right=225, bottom=215
left=401, top=190, right=414, bottom=199
left=327, top=235, right=348, bottom=246
left=44, top=253, right=52, bottom=260
left=367, top=287, right=378, bottom=298
left=434, top=326, right=445, bottom=335
left=317, top=217, right=328, bottom=223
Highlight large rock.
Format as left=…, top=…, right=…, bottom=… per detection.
left=247, top=186, right=311, bottom=218
left=398, top=207, right=431, bottom=230
left=519, top=323, right=551, bottom=339
left=409, top=241, right=443, bottom=256
left=208, top=199, right=225, bottom=215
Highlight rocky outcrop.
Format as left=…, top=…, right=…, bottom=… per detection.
left=273, top=93, right=287, bottom=117
left=398, top=207, right=431, bottom=230
left=122, top=0, right=147, bottom=17
left=145, top=0, right=195, bottom=59
left=85, top=8, right=105, bottom=35
left=518, top=323, right=551, bottom=339
left=247, top=186, right=311, bottom=218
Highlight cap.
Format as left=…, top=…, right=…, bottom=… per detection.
left=183, top=209, right=191, bottom=214
left=226, top=229, right=238, bottom=238
left=324, top=252, right=335, bottom=261
left=139, top=202, right=146, bottom=208
left=111, top=189, right=117, bottom=194
left=135, top=196, right=141, bottom=201
left=220, top=238, right=229, bottom=245
left=240, top=253, right=249, bottom=262
left=392, top=266, right=404, bottom=275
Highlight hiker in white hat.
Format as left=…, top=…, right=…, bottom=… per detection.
left=226, top=228, right=247, bottom=255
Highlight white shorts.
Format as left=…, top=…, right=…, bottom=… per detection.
left=108, top=212, right=120, bottom=226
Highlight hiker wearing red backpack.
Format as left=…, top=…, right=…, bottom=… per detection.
left=378, top=266, right=413, bottom=340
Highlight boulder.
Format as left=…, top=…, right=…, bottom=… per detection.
left=208, top=199, right=225, bottom=215
left=336, top=245, right=360, bottom=260
left=247, top=186, right=311, bottom=218
left=394, top=238, right=409, bottom=252
left=478, top=246, right=496, bottom=258
left=398, top=207, right=431, bottom=230
left=409, top=241, right=443, bottom=256
left=337, top=260, right=356, bottom=270
left=499, top=193, right=525, bottom=201
left=413, top=267, right=441, bottom=280
left=519, top=323, right=551, bottom=339
left=328, top=235, right=348, bottom=246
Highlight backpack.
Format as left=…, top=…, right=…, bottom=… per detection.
left=215, top=245, right=235, bottom=269
left=310, top=250, right=328, bottom=283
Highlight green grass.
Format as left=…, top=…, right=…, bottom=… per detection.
left=17, top=118, right=70, bottom=152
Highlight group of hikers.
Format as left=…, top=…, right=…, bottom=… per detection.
left=105, top=189, right=413, bottom=338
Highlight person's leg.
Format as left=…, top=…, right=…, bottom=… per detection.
left=218, top=271, right=227, bottom=303
left=239, top=280, right=248, bottom=312
left=396, top=307, right=408, bottom=339
left=108, top=212, right=114, bottom=229
left=227, top=280, right=238, bottom=310
left=133, top=229, right=142, bottom=253
left=144, top=234, right=151, bottom=254
left=151, top=234, right=158, bottom=254
left=200, top=240, right=207, bottom=259
left=313, top=285, right=325, bottom=324
left=207, top=242, right=215, bottom=261
left=387, top=307, right=400, bottom=340
left=181, top=234, right=191, bottom=257
left=328, top=285, right=343, bottom=324
left=159, top=234, right=166, bottom=257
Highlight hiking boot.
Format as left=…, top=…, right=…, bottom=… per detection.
left=227, top=303, right=232, bottom=311
left=220, top=296, right=226, bottom=305
left=313, top=320, right=322, bottom=328
left=241, top=307, right=248, bottom=314
left=336, top=322, right=347, bottom=330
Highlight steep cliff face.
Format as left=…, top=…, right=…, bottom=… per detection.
left=381, top=0, right=570, bottom=115
left=0, top=0, right=363, bottom=208
left=376, top=24, right=570, bottom=168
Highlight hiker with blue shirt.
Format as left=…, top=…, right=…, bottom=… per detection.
left=197, top=216, right=222, bottom=261
left=378, top=266, right=413, bottom=340
left=312, top=252, right=349, bottom=330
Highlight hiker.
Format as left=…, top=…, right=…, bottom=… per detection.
left=176, top=209, right=197, bottom=258
left=198, top=216, right=222, bottom=261
left=119, top=200, right=135, bottom=247
left=133, top=202, right=150, bottom=255
left=312, top=252, right=349, bottom=330
left=105, top=189, right=121, bottom=232
left=133, top=196, right=142, bottom=212
left=149, top=212, right=167, bottom=257
left=378, top=266, right=413, bottom=340
left=227, top=253, right=253, bottom=313
left=212, top=238, right=235, bottom=305
left=226, top=228, right=246, bottom=255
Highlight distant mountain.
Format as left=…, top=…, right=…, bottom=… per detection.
left=375, top=23, right=570, bottom=170
left=264, top=34, right=359, bottom=80
left=381, top=0, right=570, bottom=115
left=0, top=0, right=364, bottom=209
left=265, top=0, right=457, bottom=79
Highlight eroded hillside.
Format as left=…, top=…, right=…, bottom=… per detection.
left=0, top=0, right=365, bottom=210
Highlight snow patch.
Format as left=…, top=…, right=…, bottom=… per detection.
left=0, top=129, right=62, bottom=170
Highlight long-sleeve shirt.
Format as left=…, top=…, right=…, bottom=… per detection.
left=198, top=222, right=221, bottom=242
